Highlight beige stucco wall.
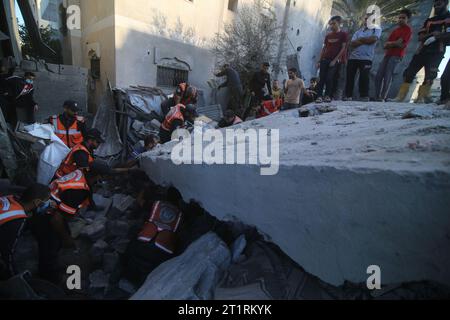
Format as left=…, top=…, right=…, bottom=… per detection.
left=114, top=0, right=228, bottom=48
left=67, top=0, right=333, bottom=108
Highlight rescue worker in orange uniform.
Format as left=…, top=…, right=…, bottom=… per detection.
left=30, top=165, right=108, bottom=284
left=54, top=128, right=104, bottom=180
left=257, top=98, right=283, bottom=118
left=161, top=83, right=199, bottom=116
left=159, top=104, right=198, bottom=144
left=47, top=100, right=87, bottom=149
left=122, top=187, right=184, bottom=287
left=0, top=184, right=51, bottom=280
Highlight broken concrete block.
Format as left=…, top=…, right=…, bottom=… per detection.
left=299, top=105, right=337, bottom=118
left=103, top=252, right=120, bottom=274
left=89, top=270, right=110, bottom=289
left=403, top=107, right=434, bottom=119
left=107, top=207, right=124, bottom=220
left=119, top=279, right=137, bottom=295
left=112, top=194, right=136, bottom=213
left=110, top=238, right=130, bottom=254
left=69, top=219, right=88, bottom=239
left=92, top=194, right=113, bottom=216
left=141, top=101, right=450, bottom=287
left=80, top=220, right=106, bottom=242
left=91, top=240, right=109, bottom=258
left=20, top=60, right=37, bottom=71
left=107, top=220, right=130, bottom=239
left=131, top=232, right=231, bottom=300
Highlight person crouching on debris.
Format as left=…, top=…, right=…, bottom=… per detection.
left=122, top=187, right=184, bottom=287
left=175, top=83, right=198, bottom=106
left=0, top=184, right=51, bottom=281
left=159, top=104, right=199, bottom=144
left=161, top=83, right=199, bottom=116
left=54, top=128, right=105, bottom=180
left=47, top=100, right=87, bottom=149
left=217, top=110, right=243, bottom=128
left=29, top=167, right=105, bottom=284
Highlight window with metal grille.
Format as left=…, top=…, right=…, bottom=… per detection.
left=157, top=66, right=189, bottom=87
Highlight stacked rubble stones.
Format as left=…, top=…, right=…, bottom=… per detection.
left=71, top=193, right=142, bottom=299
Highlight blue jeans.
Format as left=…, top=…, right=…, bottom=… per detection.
left=375, top=56, right=401, bottom=100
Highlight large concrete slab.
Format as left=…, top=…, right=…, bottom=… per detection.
left=141, top=101, right=450, bottom=287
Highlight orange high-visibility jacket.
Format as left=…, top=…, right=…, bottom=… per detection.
left=0, top=196, right=27, bottom=226
left=50, top=115, right=85, bottom=148
left=55, top=143, right=94, bottom=179
left=161, top=104, right=185, bottom=132
left=258, top=99, right=282, bottom=118
left=137, top=201, right=183, bottom=255
left=50, top=170, right=90, bottom=216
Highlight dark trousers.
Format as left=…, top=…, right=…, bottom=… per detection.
left=317, top=59, right=338, bottom=98
left=159, top=128, right=172, bottom=144
left=332, top=62, right=347, bottom=100
left=403, top=52, right=444, bottom=84
left=29, top=214, right=63, bottom=283
left=441, top=59, right=450, bottom=102
left=16, top=106, right=36, bottom=125
left=227, top=87, right=243, bottom=112
left=375, top=55, right=401, bottom=100
left=0, top=219, right=25, bottom=280
left=122, top=239, right=172, bottom=287
left=345, top=59, right=372, bottom=98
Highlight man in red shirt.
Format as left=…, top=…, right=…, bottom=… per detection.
left=375, top=9, right=413, bottom=101
left=316, top=16, right=349, bottom=103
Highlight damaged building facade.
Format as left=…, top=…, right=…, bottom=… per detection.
left=15, top=0, right=334, bottom=109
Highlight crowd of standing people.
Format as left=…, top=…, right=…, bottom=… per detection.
left=214, top=0, right=450, bottom=124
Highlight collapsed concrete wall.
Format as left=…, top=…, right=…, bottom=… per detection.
left=141, top=101, right=450, bottom=287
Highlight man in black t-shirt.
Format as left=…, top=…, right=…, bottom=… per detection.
left=395, top=0, right=450, bottom=103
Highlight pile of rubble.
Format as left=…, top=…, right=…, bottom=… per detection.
left=8, top=177, right=450, bottom=300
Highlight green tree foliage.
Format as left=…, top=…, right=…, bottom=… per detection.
left=18, top=24, right=63, bottom=64
left=212, top=0, right=280, bottom=87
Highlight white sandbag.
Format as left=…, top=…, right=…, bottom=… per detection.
left=35, top=126, right=70, bottom=185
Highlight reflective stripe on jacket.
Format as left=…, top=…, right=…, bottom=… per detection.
left=0, top=196, right=27, bottom=226
left=50, top=115, right=84, bottom=148
left=161, top=104, right=185, bottom=132
left=50, top=170, right=90, bottom=215
left=137, top=201, right=183, bottom=254
left=55, top=143, right=94, bottom=178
